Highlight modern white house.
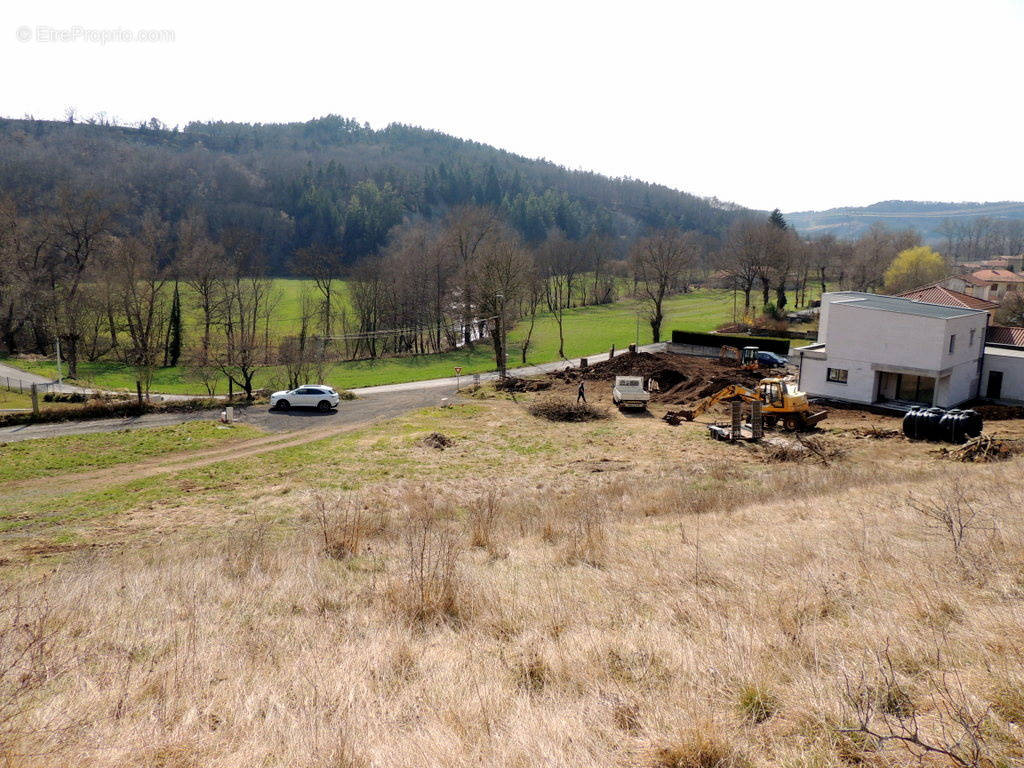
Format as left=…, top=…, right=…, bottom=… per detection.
left=797, top=292, right=990, bottom=408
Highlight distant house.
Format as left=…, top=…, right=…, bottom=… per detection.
left=897, top=283, right=999, bottom=318
left=943, top=269, right=1024, bottom=302
left=958, top=255, right=1023, bottom=273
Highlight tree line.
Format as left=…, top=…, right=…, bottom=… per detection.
left=715, top=214, right=921, bottom=317
left=0, top=115, right=747, bottom=272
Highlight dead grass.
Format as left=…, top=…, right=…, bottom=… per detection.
left=2, top=402, right=1024, bottom=766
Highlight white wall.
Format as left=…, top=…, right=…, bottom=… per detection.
left=982, top=348, right=1024, bottom=403
left=799, top=351, right=875, bottom=403
left=802, top=293, right=987, bottom=406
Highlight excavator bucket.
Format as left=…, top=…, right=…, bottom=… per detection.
left=804, top=410, right=828, bottom=427
left=680, top=409, right=697, bottom=421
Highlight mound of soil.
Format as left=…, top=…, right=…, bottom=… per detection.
left=421, top=432, right=453, bottom=450
left=549, top=352, right=766, bottom=405
left=494, top=377, right=552, bottom=393
left=972, top=403, right=1024, bottom=421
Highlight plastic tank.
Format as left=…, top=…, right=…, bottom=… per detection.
left=902, top=406, right=984, bottom=443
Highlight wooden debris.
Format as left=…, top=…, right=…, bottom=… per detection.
left=938, top=434, right=1023, bottom=462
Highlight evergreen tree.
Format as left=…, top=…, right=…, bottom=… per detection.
left=769, top=208, right=787, bottom=230
left=167, top=282, right=182, bottom=367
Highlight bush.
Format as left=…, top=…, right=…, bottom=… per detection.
left=650, top=727, right=748, bottom=768
left=527, top=398, right=608, bottom=422
left=737, top=685, right=778, bottom=724
left=387, top=511, right=463, bottom=626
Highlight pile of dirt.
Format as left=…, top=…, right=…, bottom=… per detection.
left=548, top=352, right=766, bottom=405
left=761, top=435, right=845, bottom=465
left=527, top=398, right=608, bottom=422
left=850, top=426, right=902, bottom=439
left=421, top=432, right=453, bottom=450
left=494, top=377, right=552, bottom=393
left=972, top=403, right=1024, bottom=421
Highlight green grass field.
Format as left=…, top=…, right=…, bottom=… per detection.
left=3, top=283, right=815, bottom=394
left=0, top=421, right=263, bottom=483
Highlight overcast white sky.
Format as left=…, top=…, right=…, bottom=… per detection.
left=1, top=0, right=1022, bottom=212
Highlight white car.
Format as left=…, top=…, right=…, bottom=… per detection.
left=270, top=385, right=340, bottom=412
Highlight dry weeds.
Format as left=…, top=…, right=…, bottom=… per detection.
left=2, top=408, right=1024, bottom=767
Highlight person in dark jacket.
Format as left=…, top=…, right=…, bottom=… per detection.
left=577, top=381, right=586, bottom=404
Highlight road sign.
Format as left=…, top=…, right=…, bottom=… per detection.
left=454, top=366, right=462, bottom=374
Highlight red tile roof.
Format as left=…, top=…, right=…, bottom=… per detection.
left=972, top=269, right=1024, bottom=282
left=897, top=284, right=999, bottom=311
left=987, top=325, right=1024, bottom=346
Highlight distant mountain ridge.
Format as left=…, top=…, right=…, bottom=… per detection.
left=785, top=200, right=1024, bottom=242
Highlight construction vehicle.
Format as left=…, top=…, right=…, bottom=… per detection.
left=719, top=345, right=761, bottom=370
left=678, top=378, right=827, bottom=431
left=612, top=376, right=650, bottom=410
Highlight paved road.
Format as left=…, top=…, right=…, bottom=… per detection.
left=0, top=343, right=665, bottom=442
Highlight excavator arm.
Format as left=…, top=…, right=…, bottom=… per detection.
left=679, top=384, right=760, bottom=421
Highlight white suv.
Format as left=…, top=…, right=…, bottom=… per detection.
left=270, top=385, right=341, bottom=412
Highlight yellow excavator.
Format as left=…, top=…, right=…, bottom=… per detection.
left=679, top=378, right=828, bottom=431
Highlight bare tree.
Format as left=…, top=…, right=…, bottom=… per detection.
left=630, top=229, right=698, bottom=343
left=213, top=230, right=277, bottom=400
left=442, top=206, right=502, bottom=346
left=293, top=245, right=343, bottom=337
left=468, top=229, right=532, bottom=378
left=538, top=230, right=581, bottom=359
left=111, top=217, right=172, bottom=396
left=178, top=215, right=226, bottom=357
left=45, top=189, right=114, bottom=378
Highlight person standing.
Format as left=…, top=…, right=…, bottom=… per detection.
left=577, top=380, right=586, bottom=404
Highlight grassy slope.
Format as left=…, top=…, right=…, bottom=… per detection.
left=0, top=397, right=1021, bottom=766
left=4, top=284, right=813, bottom=394
left=0, top=420, right=263, bottom=482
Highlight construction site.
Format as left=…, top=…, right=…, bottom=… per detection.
left=521, top=346, right=1024, bottom=463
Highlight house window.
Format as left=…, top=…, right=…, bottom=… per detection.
left=969, top=328, right=976, bottom=347
left=826, top=367, right=848, bottom=384
left=949, top=335, right=956, bottom=354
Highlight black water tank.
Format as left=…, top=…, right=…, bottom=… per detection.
left=939, top=409, right=965, bottom=444
left=902, top=408, right=923, bottom=439
left=962, top=409, right=983, bottom=438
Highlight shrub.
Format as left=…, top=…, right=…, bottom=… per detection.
left=737, top=684, right=778, bottom=724
left=650, top=727, right=748, bottom=768
left=468, top=490, right=501, bottom=549
left=527, top=398, right=608, bottom=422
left=311, top=491, right=369, bottom=560
left=561, top=507, right=608, bottom=567
left=387, top=511, right=463, bottom=626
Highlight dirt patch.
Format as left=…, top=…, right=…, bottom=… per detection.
left=760, top=435, right=846, bottom=465
left=494, top=377, right=552, bottom=393
left=421, top=432, right=453, bottom=450
left=527, top=399, right=609, bottom=422
left=548, top=352, right=767, bottom=405
left=973, top=403, right=1024, bottom=421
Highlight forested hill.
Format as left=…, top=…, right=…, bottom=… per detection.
left=785, top=200, right=1024, bottom=244
left=0, top=115, right=748, bottom=272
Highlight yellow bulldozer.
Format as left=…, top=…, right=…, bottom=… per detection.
left=678, top=378, right=828, bottom=431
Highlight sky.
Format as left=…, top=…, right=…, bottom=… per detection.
left=1, top=0, right=1022, bottom=213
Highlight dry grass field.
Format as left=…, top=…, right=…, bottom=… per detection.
left=1, top=387, right=1023, bottom=767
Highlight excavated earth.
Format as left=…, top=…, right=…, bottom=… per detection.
left=547, top=351, right=768, bottom=404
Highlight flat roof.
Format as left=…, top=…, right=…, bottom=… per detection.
left=985, top=345, right=1024, bottom=359
left=828, top=291, right=984, bottom=320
